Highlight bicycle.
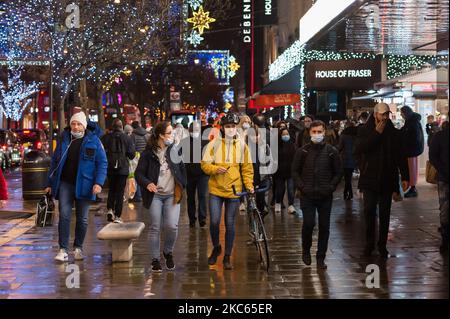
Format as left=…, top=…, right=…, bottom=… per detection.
left=232, top=181, right=271, bottom=272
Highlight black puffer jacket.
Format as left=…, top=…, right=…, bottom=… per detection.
left=274, top=139, right=296, bottom=179
left=132, top=127, right=149, bottom=153
left=292, top=142, right=343, bottom=199
left=135, top=144, right=187, bottom=209
left=429, top=125, right=449, bottom=183
left=354, top=116, right=409, bottom=194
left=101, top=129, right=135, bottom=176
left=401, top=112, right=424, bottom=157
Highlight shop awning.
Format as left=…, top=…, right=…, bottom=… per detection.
left=260, top=66, right=300, bottom=95
left=300, top=0, right=449, bottom=55
left=351, top=91, right=395, bottom=100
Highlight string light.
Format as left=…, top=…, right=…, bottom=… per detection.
left=1, top=0, right=183, bottom=100
left=0, top=61, right=41, bottom=121
left=269, top=40, right=446, bottom=112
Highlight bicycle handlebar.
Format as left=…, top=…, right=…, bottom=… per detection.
left=232, top=180, right=272, bottom=198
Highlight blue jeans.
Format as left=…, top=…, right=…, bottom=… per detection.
left=209, top=195, right=240, bottom=256
left=275, top=177, right=295, bottom=206
left=58, top=181, right=91, bottom=251
left=149, top=194, right=181, bottom=260
left=134, top=184, right=142, bottom=201
left=186, top=175, right=209, bottom=224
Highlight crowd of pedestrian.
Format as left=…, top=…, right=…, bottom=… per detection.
left=38, top=103, right=449, bottom=270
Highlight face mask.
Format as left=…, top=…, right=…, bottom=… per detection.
left=164, top=137, right=174, bottom=146
left=71, top=131, right=84, bottom=139
left=242, top=123, right=250, bottom=130
left=191, top=132, right=200, bottom=138
left=224, top=128, right=237, bottom=138
left=281, top=135, right=290, bottom=142
left=311, top=134, right=324, bottom=144
left=304, top=122, right=311, bottom=129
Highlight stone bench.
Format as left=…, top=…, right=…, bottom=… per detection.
left=97, top=222, right=145, bottom=262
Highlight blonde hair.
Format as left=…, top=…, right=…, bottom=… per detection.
left=238, top=115, right=251, bottom=128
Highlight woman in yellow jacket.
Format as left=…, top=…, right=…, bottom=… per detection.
left=201, top=112, right=254, bottom=270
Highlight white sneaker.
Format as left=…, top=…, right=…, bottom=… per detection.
left=288, top=205, right=297, bottom=214
left=113, top=217, right=123, bottom=224
left=54, top=249, right=68, bottom=262
left=239, top=203, right=246, bottom=211
left=274, top=203, right=281, bottom=214
left=74, top=248, right=84, bottom=261
left=107, top=210, right=115, bottom=222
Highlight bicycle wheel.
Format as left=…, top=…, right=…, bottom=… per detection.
left=253, top=209, right=270, bottom=272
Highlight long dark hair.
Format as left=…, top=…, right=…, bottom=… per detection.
left=148, top=121, right=171, bottom=152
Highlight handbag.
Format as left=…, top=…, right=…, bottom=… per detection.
left=426, top=160, right=438, bottom=184
left=35, top=193, right=55, bottom=227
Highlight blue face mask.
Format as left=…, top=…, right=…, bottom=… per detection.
left=281, top=135, right=290, bottom=142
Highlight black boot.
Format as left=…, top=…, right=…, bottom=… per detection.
left=302, top=251, right=312, bottom=266
left=316, top=257, right=328, bottom=270
left=223, top=255, right=233, bottom=270
left=208, top=245, right=222, bottom=265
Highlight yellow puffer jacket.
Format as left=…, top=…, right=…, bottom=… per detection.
left=201, top=137, right=254, bottom=199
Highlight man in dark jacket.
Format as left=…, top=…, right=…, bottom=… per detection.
left=426, top=115, right=440, bottom=146
left=46, top=112, right=107, bottom=262
left=101, top=119, right=135, bottom=223
left=292, top=120, right=343, bottom=269
left=400, top=106, right=424, bottom=198
left=354, top=103, right=409, bottom=258
left=181, top=121, right=209, bottom=228
left=429, top=123, right=449, bottom=253
left=130, top=121, right=149, bottom=202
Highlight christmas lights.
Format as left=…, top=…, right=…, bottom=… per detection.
left=0, top=64, right=41, bottom=121
left=186, top=30, right=204, bottom=48
left=268, top=40, right=445, bottom=112
left=186, top=5, right=216, bottom=35
left=185, top=0, right=203, bottom=10
left=1, top=0, right=184, bottom=101
left=228, top=55, right=240, bottom=78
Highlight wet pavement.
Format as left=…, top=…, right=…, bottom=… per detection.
left=0, top=171, right=448, bottom=299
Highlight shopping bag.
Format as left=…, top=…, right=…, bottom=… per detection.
left=124, top=177, right=137, bottom=201
left=35, top=193, right=55, bottom=227
left=426, top=160, right=438, bottom=184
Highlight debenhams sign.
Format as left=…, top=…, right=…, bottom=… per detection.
left=306, top=59, right=381, bottom=89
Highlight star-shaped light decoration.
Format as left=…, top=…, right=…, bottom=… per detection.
left=186, top=30, right=204, bottom=47
left=186, top=5, right=216, bottom=35
left=228, top=55, right=240, bottom=78
left=186, top=0, right=203, bottom=10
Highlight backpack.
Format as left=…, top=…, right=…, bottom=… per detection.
left=107, top=134, right=127, bottom=171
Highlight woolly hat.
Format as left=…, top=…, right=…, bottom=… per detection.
left=70, top=112, right=87, bottom=129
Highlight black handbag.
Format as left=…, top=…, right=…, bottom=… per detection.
left=35, top=192, right=55, bottom=227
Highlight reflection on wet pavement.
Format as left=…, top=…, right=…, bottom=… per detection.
left=0, top=177, right=448, bottom=299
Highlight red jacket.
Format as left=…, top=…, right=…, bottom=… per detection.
left=0, top=169, right=8, bottom=200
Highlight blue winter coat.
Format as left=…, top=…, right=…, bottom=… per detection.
left=47, top=129, right=108, bottom=201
